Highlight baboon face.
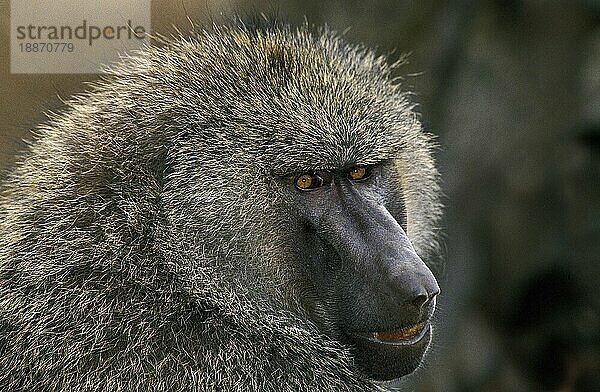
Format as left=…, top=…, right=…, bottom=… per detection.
left=280, top=161, right=439, bottom=381
left=164, top=28, right=441, bottom=381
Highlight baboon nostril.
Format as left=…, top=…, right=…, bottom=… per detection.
left=429, top=288, right=440, bottom=301
left=411, top=292, right=429, bottom=308
left=411, top=287, right=439, bottom=308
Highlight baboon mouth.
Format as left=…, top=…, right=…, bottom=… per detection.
left=347, top=321, right=432, bottom=381
left=368, top=322, right=428, bottom=345
left=350, top=320, right=430, bottom=347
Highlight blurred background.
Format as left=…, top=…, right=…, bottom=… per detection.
left=1, top=1, right=599, bottom=391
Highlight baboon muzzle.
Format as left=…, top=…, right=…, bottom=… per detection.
left=307, top=182, right=440, bottom=380
left=314, top=182, right=440, bottom=325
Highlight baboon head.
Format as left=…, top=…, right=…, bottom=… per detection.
left=154, top=24, right=442, bottom=381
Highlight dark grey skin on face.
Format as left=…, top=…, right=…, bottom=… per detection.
left=288, top=163, right=439, bottom=381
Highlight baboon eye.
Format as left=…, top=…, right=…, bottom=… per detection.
left=295, top=173, right=324, bottom=191
left=347, top=166, right=372, bottom=181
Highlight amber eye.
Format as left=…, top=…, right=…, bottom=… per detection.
left=295, top=173, right=324, bottom=191
left=347, top=166, right=371, bottom=181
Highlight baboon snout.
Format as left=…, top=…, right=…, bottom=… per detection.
left=375, top=249, right=440, bottom=320
left=300, top=178, right=439, bottom=332
left=395, top=264, right=439, bottom=312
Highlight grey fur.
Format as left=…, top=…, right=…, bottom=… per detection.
left=0, top=22, right=442, bottom=391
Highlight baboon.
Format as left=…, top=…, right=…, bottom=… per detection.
left=0, top=22, right=442, bottom=391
